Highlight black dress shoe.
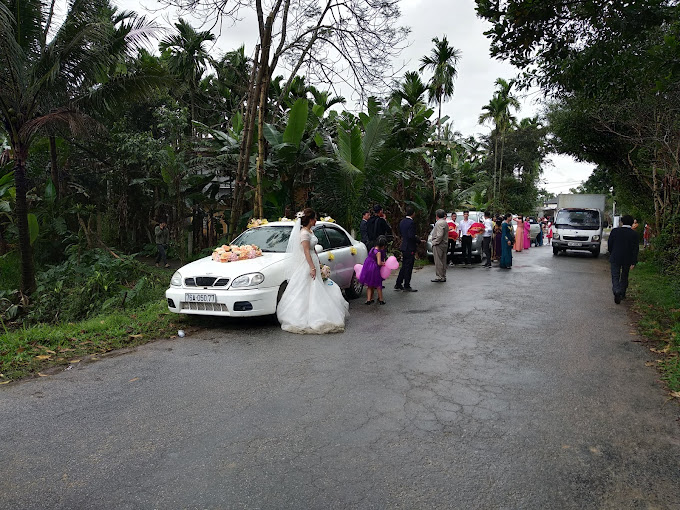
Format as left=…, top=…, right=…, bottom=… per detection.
left=394, top=286, right=404, bottom=291
left=614, top=293, right=621, bottom=304
left=403, top=287, right=418, bottom=292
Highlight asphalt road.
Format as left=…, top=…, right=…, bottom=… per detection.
left=2, top=245, right=679, bottom=509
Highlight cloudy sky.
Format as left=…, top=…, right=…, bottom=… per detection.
left=121, top=0, right=595, bottom=194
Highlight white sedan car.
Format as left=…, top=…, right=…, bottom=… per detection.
left=166, top=221, right=367, bottom=317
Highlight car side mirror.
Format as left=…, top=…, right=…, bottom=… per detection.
left=314, top=244, right=323, bottom=254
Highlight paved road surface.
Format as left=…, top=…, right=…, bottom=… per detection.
left=1, top=246, right=679, bottom=509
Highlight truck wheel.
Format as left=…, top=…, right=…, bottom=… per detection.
left=592, top=247, right=600, bottom=258
left=553, top=246, right=559, bottom=256
left=344, top=273, right=363, bottom=299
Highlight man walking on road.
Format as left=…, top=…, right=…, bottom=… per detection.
left=394, top=205, right=419, bottom=292
left=608, top=214, right=639, bottom=304
left=431, top=209, right=448, bottom=282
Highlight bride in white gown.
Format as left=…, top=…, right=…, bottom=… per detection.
left=277, top=208, right=349, bottom=334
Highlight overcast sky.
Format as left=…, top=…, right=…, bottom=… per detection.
left=121, top=0, right=595, bottom=194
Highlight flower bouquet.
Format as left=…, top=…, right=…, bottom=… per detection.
left=247, top=218, right=269, bottom=229
left=212, top=244, right=263, bottom=263
left=320, top=264, right=331, bottom=281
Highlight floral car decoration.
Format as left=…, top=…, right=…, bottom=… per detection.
left=278, top=217, right=293, bottom=222
left=350, top=247, right=357, bottom=255
left=247, top=218, right=269, bottom=229
left=212, top=244, right=263, bottom=263
left=320, top=264, right=331, bottom=281
left=319, top=216, right=335, bottom=223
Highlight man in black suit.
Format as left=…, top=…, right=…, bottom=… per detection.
left=394, top=205, right=419, bottom=292
left=360, top=210, right=370, bottom=245
left=607, top=214, right=640, bottom=304
left=366, top=204, right=391, bottom=250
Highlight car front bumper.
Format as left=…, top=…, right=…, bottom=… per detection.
left=552, top=240, right=600, bottom=251
left=165, top=286, right=279, bottom=316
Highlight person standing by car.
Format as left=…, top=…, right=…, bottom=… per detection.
left=155, top=221, right=170, bottom=268
left=482, top=211, right=494, bottom=267
left=431, top=209, right=449, bottom=282
left=608, top=214, right=639, bottom=304
left=360, top=210, right=370, bottom=245
left=457, top=210, right=475, bottom=266
left=447, top=212, right=458, bottom=266
left=366, top=204, right=391, bottom=251
left=394, top=205, right=419, bottom=292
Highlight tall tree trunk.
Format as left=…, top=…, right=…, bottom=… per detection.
left=229, top=44, right=261, bottom=236
left=14, top=143, right=36, bottom=294
left=492, top=133, right=499, bottom=207
left=49, top=135, right=60, bottom=200
left=255, top=69, right=270, bottom=219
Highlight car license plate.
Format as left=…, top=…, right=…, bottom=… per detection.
left=568, top=242, right=582, bottom=247
left=185, top=293, right=216, bottom=303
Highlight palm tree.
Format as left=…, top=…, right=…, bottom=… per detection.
left=0, top=0, right=156, bottom=294
left=419, top=36, right=461, bottom=140
left=160, top=19, right=216, bottom=135
left=478, top=78, right=520, bottom=206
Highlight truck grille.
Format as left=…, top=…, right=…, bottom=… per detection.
left=180, top=302, right=229, bottom=312
left=184, top=277, right=230, bottom=287
left=563, top=236, right=589, bottom=241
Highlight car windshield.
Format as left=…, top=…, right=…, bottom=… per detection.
left=555, top=210, right=601, bottom=230
left=231, top=226, right=292, bottom=252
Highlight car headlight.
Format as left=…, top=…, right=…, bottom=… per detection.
left=231, top=273, right=265, bottom=288
left=553, top=233, right=560, bottom=240
left=171, top=271, right=182, bottom=287
left=592, top=235, right=600, bottom=241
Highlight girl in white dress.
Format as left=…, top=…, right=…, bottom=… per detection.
left=276, top=208, right=349, bottom=334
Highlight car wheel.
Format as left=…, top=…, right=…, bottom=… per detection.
left=474, top=255, right=482, bottom=263
left=344, top=273, right=363, bottom=299
left=553, top=246, right=559, bottom=256
left=276, top=281, right=288, bottom=307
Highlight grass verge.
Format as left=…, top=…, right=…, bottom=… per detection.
left=0, top=300, right=188, bottom=383
left=629, top=260, right=680, bottom=395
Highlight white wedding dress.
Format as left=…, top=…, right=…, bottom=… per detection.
left=277, top=224, right=349, bottom=334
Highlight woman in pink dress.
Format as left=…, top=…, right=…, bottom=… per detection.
left=524, top=218, right=531, bottom=249
left=514, top=215, right=524, bottom=252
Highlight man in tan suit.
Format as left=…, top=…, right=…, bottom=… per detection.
left=431, top=209, right=448, bottom=282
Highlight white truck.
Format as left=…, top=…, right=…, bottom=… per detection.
left=552, top=194, right=606, bottom=257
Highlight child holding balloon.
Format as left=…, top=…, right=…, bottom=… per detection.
left=359, top=235, right=389, bottom=305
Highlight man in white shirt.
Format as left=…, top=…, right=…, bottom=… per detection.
left=482, top=211, right=494, bottom=267
left=457, top=210, right=475, bottom=266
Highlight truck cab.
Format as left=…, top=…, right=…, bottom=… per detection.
left=552, top=208, right=603, bottom=257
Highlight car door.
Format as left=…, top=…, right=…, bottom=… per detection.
left=316, top=225, right=353, bottom=287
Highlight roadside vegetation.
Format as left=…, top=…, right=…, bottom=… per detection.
left=0, top=252, right=188, bottom=382
left=630, top=241, right=680, bottom=396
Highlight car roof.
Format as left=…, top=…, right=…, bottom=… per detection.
left=258, top=221, right=341, bottom=227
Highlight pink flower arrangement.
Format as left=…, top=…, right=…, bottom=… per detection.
left=212, top=244, right=263, bottom=263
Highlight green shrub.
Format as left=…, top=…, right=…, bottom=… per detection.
left=29, top=249, right=167, bottom=324
left=0, top=252, right=20, bottom=292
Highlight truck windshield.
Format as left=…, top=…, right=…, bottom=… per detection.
left=555, top=210, right=601, bottom=230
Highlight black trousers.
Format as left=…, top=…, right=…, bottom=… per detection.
left=447, top=239, right=456, bottom=263
left=396, top=250, right=415, bottom=288
left=155, top=244, right=167, bottom=265
left=461, top=235, right=473, bottom=264
left=482, top=236, right=492, bottom=266
left=610, top=262, right=631, bottom=297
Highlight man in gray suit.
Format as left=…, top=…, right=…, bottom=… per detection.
left=431, top=209, right=448, bottom=282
